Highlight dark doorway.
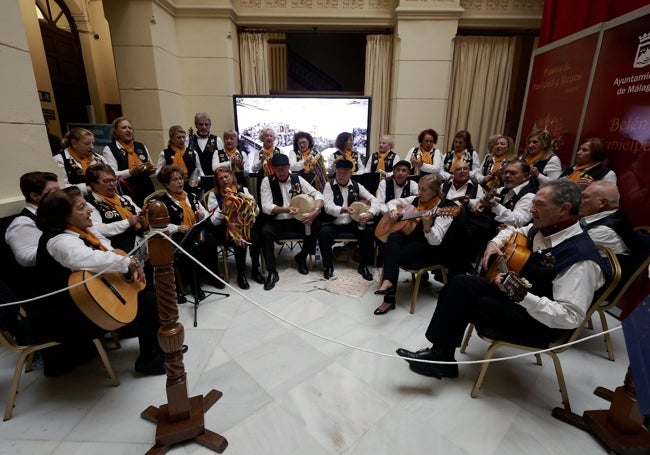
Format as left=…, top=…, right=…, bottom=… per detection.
left=37, top=0, right=91, bottom=132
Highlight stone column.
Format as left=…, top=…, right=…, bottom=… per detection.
left=390, top=0, right=462, bottom=154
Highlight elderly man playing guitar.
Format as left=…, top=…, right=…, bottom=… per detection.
left=396, top=180, right=611, bottom=379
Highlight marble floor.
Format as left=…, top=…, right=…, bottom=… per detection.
left=0, top=249, right=630, bottom=454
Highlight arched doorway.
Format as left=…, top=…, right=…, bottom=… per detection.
left=36, top=0, right=91, bottom=133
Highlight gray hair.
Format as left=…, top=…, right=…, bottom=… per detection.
left=194, top=113, right=211, bottom=124
left=542, top=179, right=582, bottom=216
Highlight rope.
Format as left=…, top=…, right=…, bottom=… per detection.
left=1, top=229, right=624, bottom=366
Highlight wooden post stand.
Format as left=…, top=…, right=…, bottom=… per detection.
left=553, top=367, right=650, bottom=454
left=141, top=201, right=228, bottom=454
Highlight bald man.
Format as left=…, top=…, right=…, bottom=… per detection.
left=579, top=181, right=632, bottom=256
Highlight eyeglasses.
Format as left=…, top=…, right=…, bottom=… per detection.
left=99, top=178, right=117, bottom=185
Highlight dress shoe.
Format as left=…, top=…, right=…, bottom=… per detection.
left=357, top=265, right=373, bottom=281
left=373, top=301, right=396, bottom=315
left=237, top=274, right=250, bottom=290
left=294, top=254, right=309, bottom=275
left=396, top=347, right=433, bottom=361
left=397, top=347, right=459, bottom=379
left=251, top=268, right=265, bottom=284
left=409, top=360, right=458, bottom=379
left=180, top=344, right=189, bottom=354
left=374, top=286, right=395, bottom=295
left=323, top=266, right=334, bottom=280
left=264, top=270, right=279, bottom=290
left=176, top=294, right=187, bottom=304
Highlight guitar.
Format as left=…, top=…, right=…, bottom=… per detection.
left=68, top=250, right=144, bottom=331
left=485, top=231, right=531, bottom=283
left=374, top=204, right=461, bottom=243
left=502, top=271, right=532, bottom=302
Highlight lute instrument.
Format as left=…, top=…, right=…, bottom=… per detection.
left=374, top=204, right=461, bottom=243
left=68, top=249, right=144, bottom=331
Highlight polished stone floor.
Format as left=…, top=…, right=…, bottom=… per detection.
left=0, top=250, right=629, bottom=454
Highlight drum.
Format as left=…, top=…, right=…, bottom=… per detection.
left=349, top=200, right=371, bottom=222
left=290, top=194, right=316, bottom=221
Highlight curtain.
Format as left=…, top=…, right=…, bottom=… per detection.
left=364, top=34, right=393, bottom=157
left=239, top=32, right=270, bottom=95
left=445, top=36, right=517, bottom=158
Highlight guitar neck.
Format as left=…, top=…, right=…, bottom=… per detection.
left=401, top=206, right=438, bottom=221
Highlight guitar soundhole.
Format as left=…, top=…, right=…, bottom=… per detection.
left=100, top=277, right=127, bottom=305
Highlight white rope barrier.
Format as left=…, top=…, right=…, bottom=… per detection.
left=1, top=229, right=624, bottom=366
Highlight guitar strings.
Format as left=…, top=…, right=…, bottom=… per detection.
left=0, top=228, right=625, bottom=367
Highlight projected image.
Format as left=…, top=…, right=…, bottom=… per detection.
left=233, top=95, right=371, bottom=168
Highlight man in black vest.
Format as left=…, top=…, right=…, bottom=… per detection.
left=376, top=160, right=418, bottom=210
left=258, top=154, right=324, bottom=290
left=188, top=113, right=224, bottom=175
left=397, top=180, right=611, bottom=379
left=4, top=172, right=59, bottom=299
left=319, top=159, right=381, bottom=281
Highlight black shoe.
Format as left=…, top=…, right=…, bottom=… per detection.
left=177, top=294, right=187, bottom=304
left=264, top=270, right=279, bottom=290
left=135, top=352, right=165, bottom=375
left=212, top=277, right=226, bottom=289
left=408, top=360, right=458, bottom=379
left=358, top=265, right=373, bottom=281
left=237, top=275, right=250, bottom=290
left=373, top=301, right=396, bottom=315
left=294, top=254, right=309, bottom=275
left=251, top=269, right=265, bottom=284
left=374, top=286, right=395, bottom=295
left=396, top=347, right=433, bottom=361
left=323, top=266, right=334, bottom=280
left=180, top=344, right=189, bottom=354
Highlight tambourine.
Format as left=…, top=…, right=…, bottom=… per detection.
left=290, top=194, right=316, bottom=221
left=349, top=200, right=371, bottom=222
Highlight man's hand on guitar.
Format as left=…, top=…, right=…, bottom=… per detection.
left=482, top=241, right=504, bottom=270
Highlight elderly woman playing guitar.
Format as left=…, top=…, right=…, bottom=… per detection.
left=373, top=174, right=461, bottom=315
left=33, top=187, right=163, bottom=376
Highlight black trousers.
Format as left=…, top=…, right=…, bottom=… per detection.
left=382, top=231, right=443, bottom=285
left=318, top=222, right=375, bottom=268
left=210, top=223, right=248, bottom=277
left=261, top=218, right=320, bottom=272
left=425, top=275, right=567, bottom=350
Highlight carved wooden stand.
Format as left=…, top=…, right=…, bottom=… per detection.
left=141, top=201, right=228, bottom=454
left=553, top=367, right=650, bottom=454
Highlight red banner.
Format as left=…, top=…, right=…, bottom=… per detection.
left=580, top=12, right=650, bottom=226
left=518, top=33, right=599, bottom=165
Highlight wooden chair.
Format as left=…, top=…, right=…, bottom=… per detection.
left=593, top=226, right=650, bottom=361
left=399, top=263, right=447, bottom=314
left=1, top=330, right=119, bottom=420
left=464, top=246, right=621, bottom=411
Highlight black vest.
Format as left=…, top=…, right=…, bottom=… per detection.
left=532, top=157, right=551, bottom=174
left=499, top=179, right=538, bottom=212
left=332, top=150, right=360, bottom=173
left=269, top=174, right=302, bottom=210
left=106, top=141, right=154, bottom=205
left=385, top=177, right=413, bottom=202
left=163, top=147, right=199, bottom=178
left=256, top=147, right=281, bottom=179
left=442, top=150, right=473, bottom=173
left=60, top=151, right=104, bottom=185
left=524, top=227, right=611, bottom=301
left=369, top=151, right=397, bottom=173
left=188, top=134, right=219, bottom=174
left=442, top=180, right=479, bottom=201
left=559, top=163, right=612, bottom=181
left=330, top=179, right=361, bottom=207
left=156, top=193, right=201, bottom=228
left=85, top=194, right=144, bottom=252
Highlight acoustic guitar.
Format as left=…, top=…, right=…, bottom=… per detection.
left=374, top=204, right=461, bottom=243
left=485, top=231, right=531, bottom=283
left=68, top=250, right=144, bottom=331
